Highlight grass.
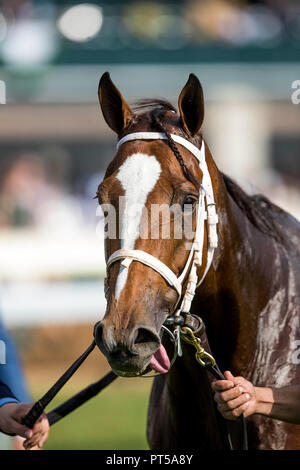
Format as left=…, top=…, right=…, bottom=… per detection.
left=34, top=377, right=153, bottom=450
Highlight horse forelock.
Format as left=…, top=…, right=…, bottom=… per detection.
left=116, top=99, right=203, bottom=149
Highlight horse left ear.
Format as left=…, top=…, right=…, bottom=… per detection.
left=178, top=73, right=204, bottom=136
left=98, top=72, right=133, bottom=135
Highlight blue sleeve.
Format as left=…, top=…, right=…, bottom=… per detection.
left=0, top=397, right=19, bottom=407
left=0, top=379, right=19, bottom=407
left=0, top=319, right=31, bottom=403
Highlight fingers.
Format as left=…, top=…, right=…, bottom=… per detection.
left=23, top=414, right=49, bottom=450
left=224, top=370, right=235, bottom=382
left=23, top=429, right=47, bottom=450
left=32, top=414, right=50, bottom=433
left=211, top=371, right=239, bottom=393
left=6, top=419, right=33, bottom=439
left=216, top=391, right=250, bottom=411
left=223, top=371, right=247, bottom=388
left=218, top=400, right=250, bottom=420
left=211, top=379, right=235, bottom=392
left=10, top=404, right=36, bottom=438
left=212, top=371, right=253, bottom=395
left=214, top=385, right=245, bottom=403
left=24, top=431, right=44, bottom=450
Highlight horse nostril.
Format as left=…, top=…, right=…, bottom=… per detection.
left=94, top=322, right=160, bottom=360
left=134, top=328, right=160, bottom=347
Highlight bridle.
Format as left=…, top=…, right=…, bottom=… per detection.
left=104, top=130, right=219, bottom=379
left=106, top=131, right=219, bottom=318
left=21, top=129, right=248, bottom=450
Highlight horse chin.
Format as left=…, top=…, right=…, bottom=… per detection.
left=111, top=364, right=151, bottom=378
left=107, top=353, right=153, bottom=377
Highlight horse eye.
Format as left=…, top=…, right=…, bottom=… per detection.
left=182, top=195, right=197, bottom=212
left=183, top=195, right=197, bottom=205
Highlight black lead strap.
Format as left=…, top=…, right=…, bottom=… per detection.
left=47, top=371, right=117, bottom=426
left=22, top=340, right=118, bottom=428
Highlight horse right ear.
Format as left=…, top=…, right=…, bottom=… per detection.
left=98, top=72, right=133, bottom=135
left=178, top=73, right=204, bottom=136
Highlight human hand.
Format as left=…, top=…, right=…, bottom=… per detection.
left=0, top=403, right=49, bottom=449
left=211, top=371, right=257, bottom=420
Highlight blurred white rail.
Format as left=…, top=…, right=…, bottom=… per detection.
left=0, top=229, right=106, bottom=282
left=0, top=280, right=106, bottom=327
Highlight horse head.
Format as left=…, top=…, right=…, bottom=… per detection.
left=94, top=72, right=220, bottom=377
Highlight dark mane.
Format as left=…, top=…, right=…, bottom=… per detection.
left=222, top=174, right=287, bottom=243
left=133, top=99, right=176, bottom=114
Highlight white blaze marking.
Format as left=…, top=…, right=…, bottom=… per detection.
left=115, top=153, right=161, bottom=300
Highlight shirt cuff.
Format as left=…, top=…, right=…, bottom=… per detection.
left=0, top=397, right=19, bottom=408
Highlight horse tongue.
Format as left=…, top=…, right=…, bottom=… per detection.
left=149, top=344, right=170, bottom=374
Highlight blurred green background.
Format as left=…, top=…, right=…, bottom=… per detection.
left=39, top=379, right=152, bottom=450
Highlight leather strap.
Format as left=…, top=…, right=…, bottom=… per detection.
left=107, top=249, right=182, bottom=297
left=22, top=341, right=97, bottom=428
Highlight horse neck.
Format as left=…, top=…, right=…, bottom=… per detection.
left=192, top=171, right=278, bottom=373
left=157, top=166, right=281, bottom=448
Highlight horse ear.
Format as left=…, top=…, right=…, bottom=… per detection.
left=178, top=73, right=204, bottom=136
left=98, top=72, right=133, bottom=135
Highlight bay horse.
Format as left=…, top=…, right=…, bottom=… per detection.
left=94, top=72, right=300, bottom=450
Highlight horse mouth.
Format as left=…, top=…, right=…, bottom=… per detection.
left=112, top=344, right=171, bottom=377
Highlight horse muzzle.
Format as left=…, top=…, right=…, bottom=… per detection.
left=94, top=320, right=169, bottom=376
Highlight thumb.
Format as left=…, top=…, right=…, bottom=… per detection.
left=224, top=370, right=235, bottom=382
